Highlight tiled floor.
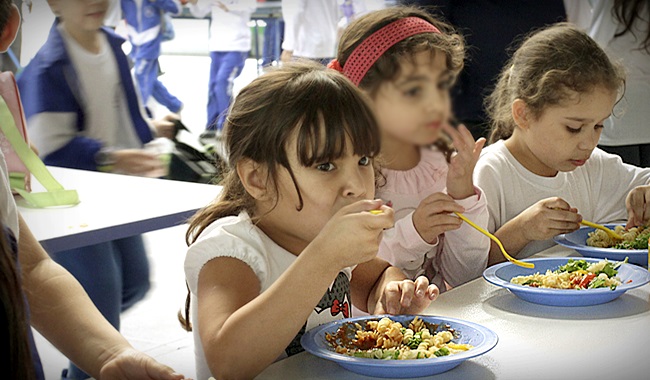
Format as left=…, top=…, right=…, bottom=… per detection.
left=32, top=19, right=262, bottom=380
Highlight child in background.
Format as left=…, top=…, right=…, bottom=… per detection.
left=180, top=61, right=440, bottom=380
left=475, top=23, right=650, bottom=265
left=1, top=1, right=186, bottom=379
left=16, top=0, right=177, bottom=378
left=187, top=0, right=256, bottom=136
left=121, top=0, right=184, bottom=115
left=330, top=6, right=490, bottom=292
left=281, top=0, right=340, bottom=64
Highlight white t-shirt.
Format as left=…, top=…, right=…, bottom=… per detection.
left=188, top=0, right=256, bottom=52
left=184, top=212, right=353, bottom=380
left=566, top=0, right=650, bottom=146
left=104, top=0, right=123, bottom=28
left=0, top=149, right=19, bottom=237
left=58, top=25, right=141, bottom=150
left=282, top=0, right=341, bottom=59
left=474, top=140, right=650, bottom=258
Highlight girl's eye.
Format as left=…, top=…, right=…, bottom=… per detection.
left=438, top=78, right=454, bottom=90
left=316, top=162, right=335, bottom=172
left=595, top=124, right=605, bottom=130
left=405, top=87, right=422, bottom=97
left=359, top=156, right=371, bottom=166
left=566, top=126, right=581, bottom=134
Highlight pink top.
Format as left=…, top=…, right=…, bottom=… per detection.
left=376, top=147, right=490, bottom=291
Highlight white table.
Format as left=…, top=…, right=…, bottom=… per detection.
left=258, top=246, right=650, bottom=379
left=17, top=166, right=220, bottom=253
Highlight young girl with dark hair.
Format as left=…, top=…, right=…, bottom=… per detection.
left=180, top=60, right=440, bottom=379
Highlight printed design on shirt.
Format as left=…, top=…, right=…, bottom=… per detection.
left=315, top=272, right=351, bottom=318
left=285, top=323, right=306, bottom=357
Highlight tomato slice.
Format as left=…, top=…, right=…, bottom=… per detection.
left=579, top=273, right=597, bottom=288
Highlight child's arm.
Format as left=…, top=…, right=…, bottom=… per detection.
left=19, top=215, right=185, bottom=380
left=196, top=201, right=393, bottom=379
left=489, top=197, right=581, bottom=265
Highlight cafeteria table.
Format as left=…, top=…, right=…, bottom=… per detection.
left=17, top=166, right=220, bottom=253
left=258, top=246, right=650, bottom=379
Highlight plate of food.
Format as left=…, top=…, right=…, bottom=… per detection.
left=554, top=224, right=648, bottom=266
left=483, top=257, right=650, bottom=306
left=300, top=315, right=498, bottom=378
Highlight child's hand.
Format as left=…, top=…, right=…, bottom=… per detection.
left=376, top=276, right=439, bottom=315
left=112, top=149, right=164, bottom=176
left=311, top=200, right=394, bottom=270
left=412, top=192, right=465, bottom=243
left=515, top=197, right=581, bottom=241
left=443, top=124, right=486, bottom=200
left=151, top=114, right=179, bottom=139
left=625, top=185, right=650, bottom=228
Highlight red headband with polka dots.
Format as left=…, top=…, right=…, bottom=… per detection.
left=328, top=17, right=441, bottom=86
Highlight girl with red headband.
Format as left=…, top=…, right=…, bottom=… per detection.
left=330, top=6, right=490, bottom=293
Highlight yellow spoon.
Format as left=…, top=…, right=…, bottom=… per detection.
left=454, top=212, right=534, bottom=269
left=580, top=220, right=624, bottom=240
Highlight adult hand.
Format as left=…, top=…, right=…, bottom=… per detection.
left=99, top=348, right=188, bottom=380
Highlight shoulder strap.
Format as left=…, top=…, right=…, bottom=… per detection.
left=0, top=96, right=79, bottom=207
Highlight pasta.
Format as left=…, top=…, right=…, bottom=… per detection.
left=510, top=258, right=623, bottom=290
left=586, top=225, right=650, bottom=249
left=325, top=316, right=473, bottom=360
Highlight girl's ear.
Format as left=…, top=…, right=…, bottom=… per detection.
left=0, top=5, right=20, bottom=53
left=511, top=99, right=530, bottom=130
left=237, top=158, right=269, bottom=201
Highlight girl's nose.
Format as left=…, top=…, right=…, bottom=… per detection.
left=579, top=128, right=601, bottom=150
left=343, top=168, right=369, bottom=198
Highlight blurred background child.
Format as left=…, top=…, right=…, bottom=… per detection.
left=475, top=23, right=650, bottom=264
left=281, top=0, right=340, bottom=64
left=121, top=0, right=185, bottom=115
left=332, top=6, right=490, bottom=292
left=187, top=0, right=255, bottom=138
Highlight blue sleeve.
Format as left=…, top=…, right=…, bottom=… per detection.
left=17, top=57, right=102, bottom=171
left=156, top=0, right=182, bottom=14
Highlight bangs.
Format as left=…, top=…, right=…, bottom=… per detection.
left=293, top=75, right=381, bottom=167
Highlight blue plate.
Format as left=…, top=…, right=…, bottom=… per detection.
left=554, top=225, right=648, bottom=266
left=483, top=257, right=650, bottom=306
left=300, top=315, right=498, bottom=378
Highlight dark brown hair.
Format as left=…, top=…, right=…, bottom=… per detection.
left=613, top=0, right=650, bottom=53
left=486, top=23, right=626, bottom=144
left=336, top=5, right=464, bottom=160
left=179, top=60, right=381, bottom=330
left=1, top=217, right=37, bottom=379
left=0, top=0, right=11, bottom=34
